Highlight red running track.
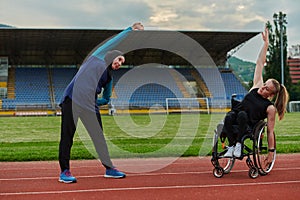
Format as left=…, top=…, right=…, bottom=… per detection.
left=1, top=154, right=300, bottom=200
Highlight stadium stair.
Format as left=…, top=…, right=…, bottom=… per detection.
left=169, top=69, right=191, bottom=98
left=190, top=69, right=211, bottom=98
left=111, top=87, right=117, bottom=98
left=7, top=67, right=15, bottom=99
left=47, top=68, right=56, bottom=109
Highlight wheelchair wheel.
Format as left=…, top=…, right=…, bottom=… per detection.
left=213, top=167, right=224, bottom=178
left=219, top=157, right=235, bottom=174
left=253, top=121, right=276, bottom=175
left=248, top=167, right=259, bottom=179
left=212, top=125, right=235, bottom=174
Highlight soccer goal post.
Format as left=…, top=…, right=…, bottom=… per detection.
left=165, top=97, right=210, bottom=114
left=289, top=101, right=300, bottom=112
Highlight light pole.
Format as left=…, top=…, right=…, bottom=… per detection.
left=274, top=12, right=287, bottom=85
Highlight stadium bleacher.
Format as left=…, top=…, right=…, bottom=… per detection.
left=51, top=68, right=77, bottom=104
left=111, top=67, right=183, bottom=108
left=1, top=66, right=247, bottom=112
left=3, top=68, right=51, bottom=109
left=220, top=71, right=248, bottom=101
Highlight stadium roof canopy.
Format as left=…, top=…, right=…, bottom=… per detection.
left=0, top=28, right=259, bottom=66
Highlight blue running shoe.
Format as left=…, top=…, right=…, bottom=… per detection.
left=104, top=168, right=126, bottom=178
left=59, top=169, right=77, bottom=183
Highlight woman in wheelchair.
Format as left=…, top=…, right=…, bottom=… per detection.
left=222, top=26, right=289, bottom=165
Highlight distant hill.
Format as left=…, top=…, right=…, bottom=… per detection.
left=0, top=24, right=13, bottom=28
left=227, top=56, right=255, bottom=83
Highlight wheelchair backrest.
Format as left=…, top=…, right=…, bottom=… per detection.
left=231, top=94, right=242, bottom=111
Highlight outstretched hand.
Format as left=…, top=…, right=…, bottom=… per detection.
left=264, top=151, right=274, bottom=169
left=132, top=22, right=144, bottom=31
left=262, top=26, right=269, bottom=45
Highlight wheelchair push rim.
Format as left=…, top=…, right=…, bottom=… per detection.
left=253, top=121, right=276, bottom=175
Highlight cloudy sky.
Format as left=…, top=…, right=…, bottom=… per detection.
left=1, top=0, right=299, bottom=63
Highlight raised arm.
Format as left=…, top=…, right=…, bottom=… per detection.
left=251, top=27, right=269, bottom=90
left=92, top=22, right=144, bottom=60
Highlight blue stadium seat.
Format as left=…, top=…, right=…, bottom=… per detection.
left=220, top=71, right=247, bottom=103
left=51, top=68, right=77, bottom=105
left=1, top=66, right=247, bottom=111
left=112, top=68, right=183, bottom=108
left=14, top=68, right=51, bottom=108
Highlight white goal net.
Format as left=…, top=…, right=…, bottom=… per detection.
left=165, top=97, right=209, bottom=114
left=289, top=101, right=300, bottom=112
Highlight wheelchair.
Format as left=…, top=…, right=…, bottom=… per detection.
left=211, top=95, right=276, bottom=179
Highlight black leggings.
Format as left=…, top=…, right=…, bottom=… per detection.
left=222, top=110, right=248, bottom=146
left=58, top=97, right=113, bottom=172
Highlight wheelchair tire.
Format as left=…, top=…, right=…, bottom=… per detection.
left=248, top=167, right=259, bottom=179
left=212, top=127, right=235, bottom=174
left=213, top=167, right=224, bottom=178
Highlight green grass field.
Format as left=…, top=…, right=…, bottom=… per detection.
left=0, top=112, right=299, bottom=161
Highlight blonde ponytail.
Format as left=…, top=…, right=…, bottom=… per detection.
left=273, top=83, right=289, bottom=120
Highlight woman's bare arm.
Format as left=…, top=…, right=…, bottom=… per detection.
left=251, top=27, right=269, bottom=90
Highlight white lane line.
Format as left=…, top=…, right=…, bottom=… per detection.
left=1, top=167, right=300, bottom=181
left=0, top=171, right=212, bottom=181
left=1, top=180, right=300, bottom=196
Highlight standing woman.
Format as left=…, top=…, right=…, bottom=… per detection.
left=58, top=22, right=144, bottom=183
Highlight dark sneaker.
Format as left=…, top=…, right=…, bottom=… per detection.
left=104, top=168, right=126, bottom=179
left=59, top=169, right=77, bottom=183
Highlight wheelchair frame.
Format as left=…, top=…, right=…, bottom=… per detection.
left=210, top=96, right=276, bottom=179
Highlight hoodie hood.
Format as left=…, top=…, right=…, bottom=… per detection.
left=104, top=50, right=123, bottom=67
